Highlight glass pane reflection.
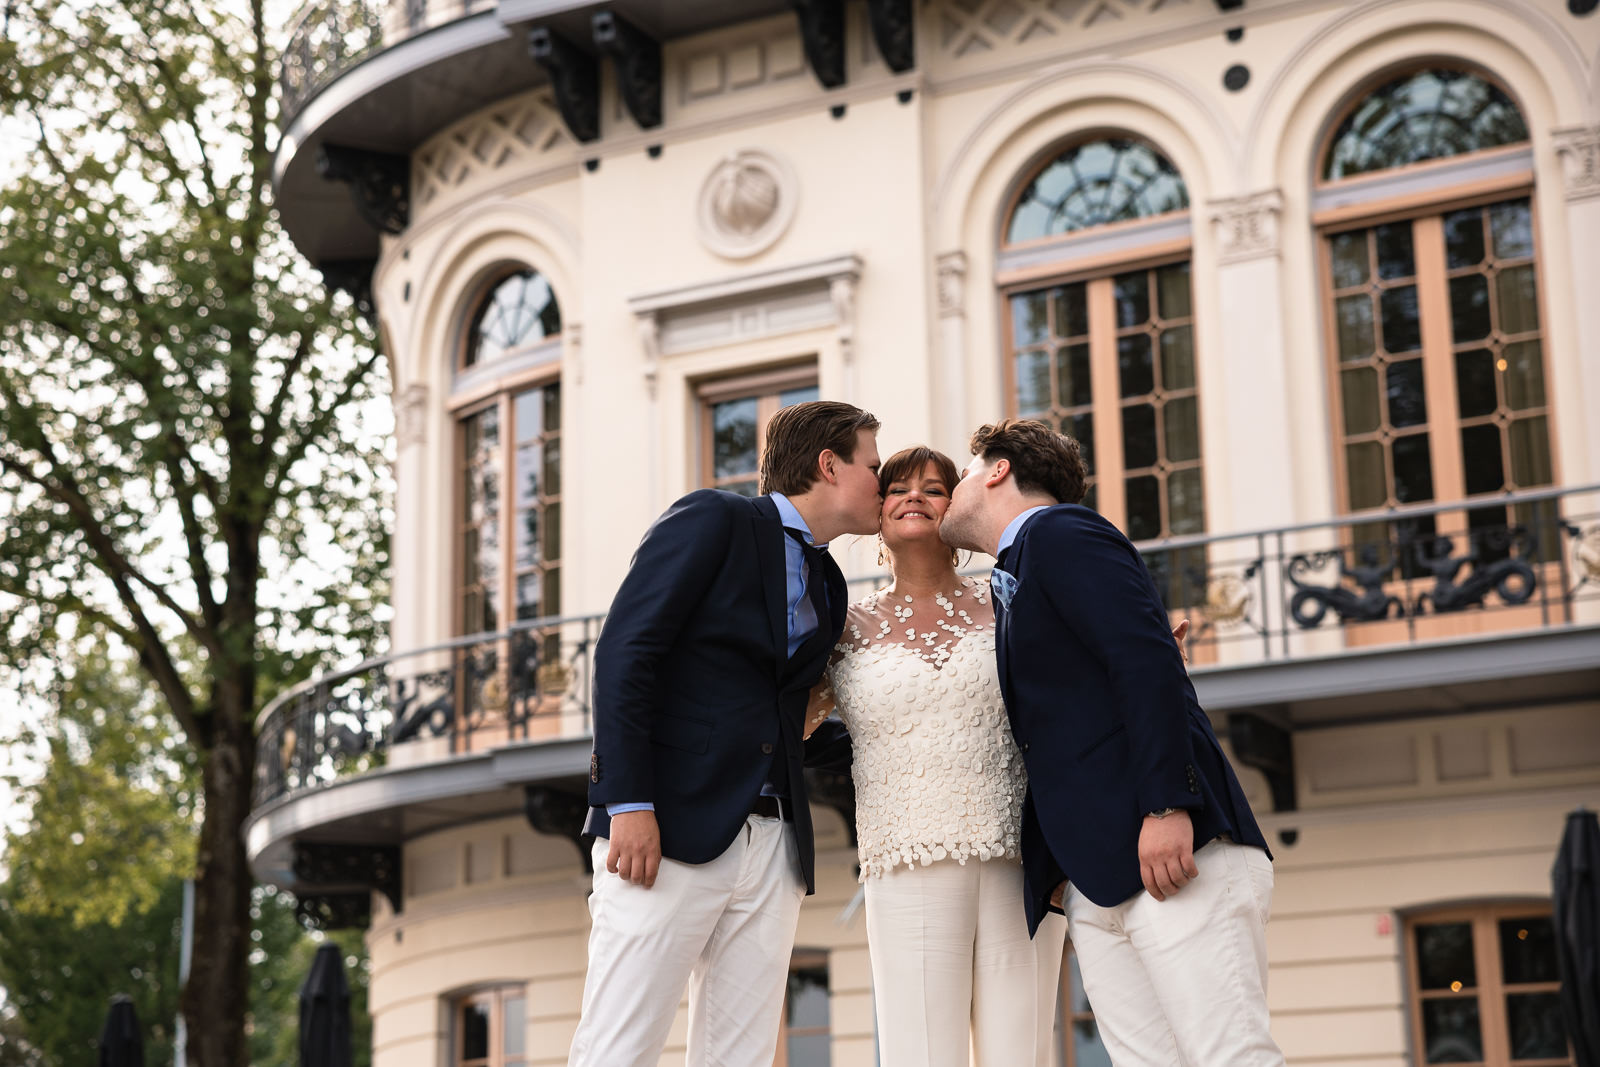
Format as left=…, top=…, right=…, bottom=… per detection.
left=1421, top=997, right=1483, bottom=1064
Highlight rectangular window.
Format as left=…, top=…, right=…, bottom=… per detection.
left=1008, top=260, right=1205, bottom=607
left=1323, top=196, right=1555, bottom=573
left=1053, top=942, right=1111, bottom=1067
left=1405, top=904, right=1570, bottom=1066
left=698, top=366, right=819, bottom=497
left=775, top=949, right=830, bottom=1067
left=457, top=381, right=561, bottom=637
left=455, top=986, right=527, bottom=1067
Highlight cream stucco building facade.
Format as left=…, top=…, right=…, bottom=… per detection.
left=250, top=1, right=1600, bottom=1064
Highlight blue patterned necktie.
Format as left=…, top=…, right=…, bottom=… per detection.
left=990, top=567, right=1018, bottom=611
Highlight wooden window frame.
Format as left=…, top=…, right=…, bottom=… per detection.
left=453, top=374, right=562, bottom=640
left=1316, top=182, right=1561, bottom=531
left=1403, top=902, right=1571, bottom=1067
left=774, top=948, right=830, bottom=1067
left=696, top=363, right=819, bottom=493
left=999, top=248, right=1199, bottom=537
left=1054, top=940, right=1106, bottom=1067
left=453, top=985, right=528, bottom=1067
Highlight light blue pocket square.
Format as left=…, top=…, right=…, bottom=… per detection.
left=990, top=568, right=1019, bottom=610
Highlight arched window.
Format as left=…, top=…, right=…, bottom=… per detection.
left=1008, top=138, right=1189, bottom=243
left=1002, top=136, right=1203, bottom=608
left=1316, top=68, right=1552, bottom=577
left=1323, top=69, right=1529, bottom=182
left=455, top=269, right=564, bottom=637
left=463, top=269, right=561, bottom=369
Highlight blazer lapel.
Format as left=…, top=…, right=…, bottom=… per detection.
left=751, top=496, right=790, bottom=680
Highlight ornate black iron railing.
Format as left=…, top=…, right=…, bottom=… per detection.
left=253, top=614, right=604, bottom=807
left=279, top=0, right=487, bottom=125
left=254, top=484, right=1600, bottom=811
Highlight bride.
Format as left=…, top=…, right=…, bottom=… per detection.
left=806, top=445, right=1067, bottom=1067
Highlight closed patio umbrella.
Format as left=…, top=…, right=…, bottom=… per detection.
left=97, top=994, right=144, bottom=1067
left=299, top=941, right=353, bottom=1067
left=1553, top=807, right=1600, bottom=1067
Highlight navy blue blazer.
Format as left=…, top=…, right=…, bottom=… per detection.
left=996, top=504, right=1269, bottom=933
left=583, top=490, right=852, bottom=894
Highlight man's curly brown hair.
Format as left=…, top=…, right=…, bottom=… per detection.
left=969, top=419, right=1088, bottom=505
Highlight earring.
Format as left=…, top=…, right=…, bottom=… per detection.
left=877, top=535, right=888, bottom=567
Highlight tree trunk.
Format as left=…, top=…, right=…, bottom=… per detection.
left=181, top=689, right=257, bottom=1067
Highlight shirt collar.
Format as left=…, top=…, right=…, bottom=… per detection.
left=998, top=505, right=1052, bottom=557
left=769, top=492, right=825, bottom=549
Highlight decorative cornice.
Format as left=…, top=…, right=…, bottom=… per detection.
left=395, top=383, right=429, bottom=448
left=1553, top=125, right=1600, bottom=203
left=1209, top=190, right=1283, bottom=265
left=936, top=251, right=967, bottom=319
left=830, top=274, right=857, bottom=365
left=636, top=312, right=660, bottom=399
left=628, top=253, right=861, bottom=315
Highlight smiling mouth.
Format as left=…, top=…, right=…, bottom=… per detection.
left=899, top=511, right=932, bottom=520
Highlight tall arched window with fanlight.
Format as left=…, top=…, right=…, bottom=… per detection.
left=1002, top=137, right=1203, bottom=608
left=455, top=268, right=563, bottom=641
left=1316, top=67, right=1554, bottom=582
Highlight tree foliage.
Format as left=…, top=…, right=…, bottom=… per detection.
left=0, top=1, right=393, bottom=1060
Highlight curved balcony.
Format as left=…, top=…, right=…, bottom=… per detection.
left=246, top=485, right=1600, bottom=922
left=272, top=0, right=794, bottom=269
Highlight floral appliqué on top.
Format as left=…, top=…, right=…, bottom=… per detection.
left=808, top=575, right=1027, bottom=880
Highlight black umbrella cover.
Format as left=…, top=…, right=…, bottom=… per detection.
left=299, top=941, right=353, bottom=1067
left=97, top=994, right=145, bottom=1067
left=1554, top=809, right=1600, bottom=1067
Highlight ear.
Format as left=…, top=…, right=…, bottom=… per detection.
left=984, top=458, right=1010, bottom=489
left=816, top=449, right=840, bottom=486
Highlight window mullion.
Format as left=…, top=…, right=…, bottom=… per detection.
left=1087, top=277, right=1125, bottom=527
left=1474, top=913, right=1510, bottom=1066
left=1413, top=214, right=1467, bottom=530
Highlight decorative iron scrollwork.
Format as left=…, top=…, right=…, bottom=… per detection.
left=319, top=258, right=378, bottom=320
left=295, top=893, right=374, bottom=930
left=293, top=842, right=402, bottom=929
left=278, top=0, right=385, bottom=125
left=316, top=145, right=410, bottom=234
left=1287, top=546, right=1402, bottom=627
left=1412, top=528, right=1537, bottom=614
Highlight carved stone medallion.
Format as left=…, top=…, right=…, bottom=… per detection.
left=697, top=149, right=799, bottom=259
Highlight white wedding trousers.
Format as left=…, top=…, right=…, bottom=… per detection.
left=1064, top=839, right=1284, bottom=1067
left=567, top=815, right=805, bottom=1067
left=863, top=857, right=1067, bottom=1067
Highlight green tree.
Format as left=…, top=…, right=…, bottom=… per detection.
left=0, top=1, right=392, bottom=1061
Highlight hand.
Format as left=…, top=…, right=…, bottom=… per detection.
left=1171, top=618, right=1190, bottom=664
left=606, top=810, right=662, bottom=888
left=1139, top=809, right=1198, bottom=902
left=1049, top=881, right=1066, bottom=911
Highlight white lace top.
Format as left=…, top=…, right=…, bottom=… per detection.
left=810, top=575, right=1027, bottom=880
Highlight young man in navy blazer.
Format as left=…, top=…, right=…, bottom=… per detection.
left=941, top=418, right=1284, bottom=1066
left=569, top=401, right=883, bottom=1067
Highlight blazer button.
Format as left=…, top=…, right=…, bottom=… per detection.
left=761, top=743, right=774, bottom=754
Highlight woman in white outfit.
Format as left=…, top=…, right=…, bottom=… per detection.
left=805, top=445, right=1067, bottom=1067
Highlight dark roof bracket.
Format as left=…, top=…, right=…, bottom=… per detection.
left=593, top=11, right=662, bottom=130
left=530, top=26, right=602, bottom=143
left=316, top=145, right=410, bottom=235
left=867, top=0, right=914, bottom=73
left=792, top=0, right=846, bottom=89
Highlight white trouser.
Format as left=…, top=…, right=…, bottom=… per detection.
left=1064, top=839, right=1283, bottom=1067
left=863, top=857, right=1067, bottom=1067
left=568, top=815, right=805, bottom=1067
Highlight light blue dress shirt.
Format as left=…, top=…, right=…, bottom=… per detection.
left=998, top=505, right=1052, bottom=558
left=607, top=492, right=824, bottom=816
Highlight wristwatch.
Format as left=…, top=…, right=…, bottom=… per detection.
left=1145, top=808, right=1179, bottom=819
